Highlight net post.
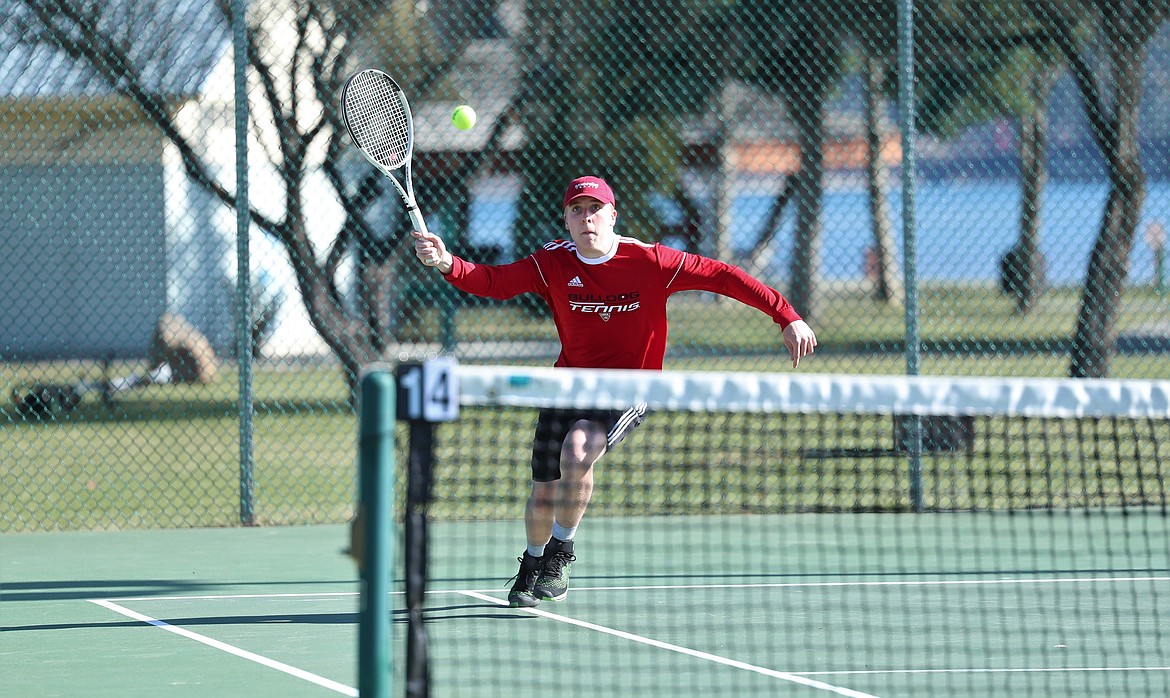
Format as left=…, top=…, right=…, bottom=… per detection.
left=358, top=368, right=396, bottom=698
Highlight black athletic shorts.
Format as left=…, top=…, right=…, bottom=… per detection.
left=530, top=403, right=648, bottom=482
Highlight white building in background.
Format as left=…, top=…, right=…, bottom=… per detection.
left=0, top=0, right=523, bottom=361
left=0, top=0, right=243, bottom=360
left=0, top=0, right=350, bottom=360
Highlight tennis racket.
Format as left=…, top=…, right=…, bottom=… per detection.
left=341, top=69, right=430, bottom=236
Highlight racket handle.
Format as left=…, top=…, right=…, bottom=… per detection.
left=407, top=206, right=429, bottom=236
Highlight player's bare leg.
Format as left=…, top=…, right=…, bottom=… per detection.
left=535, top=420, right=607, bottom=601
left=525, top=481, right=556, bottom=548
left=553, top=420, right=607, bottom=527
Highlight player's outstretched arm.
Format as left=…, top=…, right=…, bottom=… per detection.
left=412, top=230, right=453, bottom=274
left=782, top=319, right=817, bottom=368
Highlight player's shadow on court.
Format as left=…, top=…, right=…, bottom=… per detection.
left=1, top=579, right=220, bottom=603
left=2, top=611, right=359, bottom=633
left=0, top=578, right=353, bottom=603
left=406, top=604, right=539, bottom=622
left=5, top=606, right=531, bottom=633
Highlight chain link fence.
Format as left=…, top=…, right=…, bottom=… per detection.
left=3, top=1, right=1168, bottom=531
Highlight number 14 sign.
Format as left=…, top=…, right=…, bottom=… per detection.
left=395, top=358, right=459, bottom=423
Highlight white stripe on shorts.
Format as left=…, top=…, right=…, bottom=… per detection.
left=607, top=402, right=648, bottom=448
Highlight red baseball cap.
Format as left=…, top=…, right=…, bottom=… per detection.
left=562, top=176, right=616, bottom=209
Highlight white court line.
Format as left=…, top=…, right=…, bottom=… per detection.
left=530, top=575, right=1170, bottom=592
left=91, top=575, right=1170, bottom=692
left=457, top=589, right=880, bottom=698
left=88, top=599, right=357, bottom=697
left=103, top=574, right=1170, bottom=602
left=88, top=576, right=1168, bottom=694
left=798, top=667, right=1170, bottom=676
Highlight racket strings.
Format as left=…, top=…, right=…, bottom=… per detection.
left=345, top=73, right=411, bottom=169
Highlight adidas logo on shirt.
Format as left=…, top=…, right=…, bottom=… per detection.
left=568, top=276, right=584, bottom=287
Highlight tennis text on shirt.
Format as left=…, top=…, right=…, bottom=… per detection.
left=567, top=291, right=640, bottom=320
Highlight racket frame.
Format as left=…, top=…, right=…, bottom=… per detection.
left=341, top=69, right=430, bottom=235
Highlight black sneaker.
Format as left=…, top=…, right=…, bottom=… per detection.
left=534, top=538, right=575, bottom=602
left=507, top=552, right=543, bottom=608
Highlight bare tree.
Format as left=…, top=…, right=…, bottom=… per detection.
left=12, top=0, right=497, bottom=399
left=1036, top=0, right=1169, bottom=377
left=1005, top=66, right=1057, bottom=313
left=861, top=47, right=903, bottom=305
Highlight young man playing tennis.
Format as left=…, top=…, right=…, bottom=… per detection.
left=412, top=176, right=817, bottom=607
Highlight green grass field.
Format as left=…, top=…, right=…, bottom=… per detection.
left=4, top=286, right=1168, bottom=533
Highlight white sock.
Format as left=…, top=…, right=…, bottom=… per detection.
left=526, top=543, right=546, bottom=558
left=551, top=521, right=577, bottom=542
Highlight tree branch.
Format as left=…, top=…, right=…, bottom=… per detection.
left=1035, top=3, right=1114, bottom=153
left=25, top=0, right=281, bottom=234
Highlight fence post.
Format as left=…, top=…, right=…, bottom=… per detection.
left=898, top=0, right=924, bottom=512
left=232, top=0, right=255, bottom=525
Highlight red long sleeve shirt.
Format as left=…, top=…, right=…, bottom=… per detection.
left=441, top=236, right=803, bottom=369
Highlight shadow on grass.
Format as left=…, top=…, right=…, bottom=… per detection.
left=4, top=399, right=353, bottom=425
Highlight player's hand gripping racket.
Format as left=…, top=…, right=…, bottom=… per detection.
left=341, top=69, right=429, bottom=235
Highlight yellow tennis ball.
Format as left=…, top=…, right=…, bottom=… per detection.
left=452, top=105, right=477, bottom=131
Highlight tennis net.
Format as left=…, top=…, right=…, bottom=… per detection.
left=387, top=366, right=1170, bottom=697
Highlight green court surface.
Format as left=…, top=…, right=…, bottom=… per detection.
left=3, top=512, right=1169, bottom=697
